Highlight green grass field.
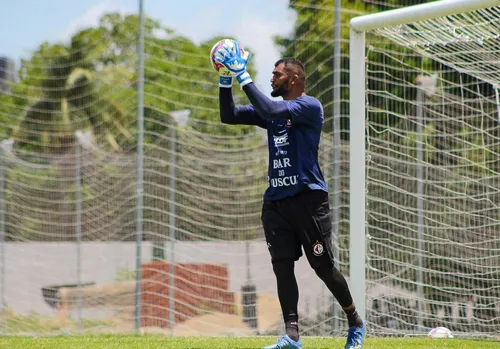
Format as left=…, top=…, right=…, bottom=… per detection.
left=0, top=335, right=498, bottom=349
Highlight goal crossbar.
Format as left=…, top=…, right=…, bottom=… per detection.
left=348, top=0, right=500, bottom=320
left=351, top=0, right=500, bottom=33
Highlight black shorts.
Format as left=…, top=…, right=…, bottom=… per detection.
left=261, top=190, right=334, bottom=269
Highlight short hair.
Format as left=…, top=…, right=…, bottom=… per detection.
left=275, top=58, right=306, bottom=83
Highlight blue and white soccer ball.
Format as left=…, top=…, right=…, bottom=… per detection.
left=427, top=326, right=454, bottom=338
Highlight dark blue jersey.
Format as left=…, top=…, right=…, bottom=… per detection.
left=264, top=96, right=327, bottom=200
left=219, top=84, right=328, bottom=201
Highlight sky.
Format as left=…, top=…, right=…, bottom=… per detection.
left=0, top=0, right=297, bottom=95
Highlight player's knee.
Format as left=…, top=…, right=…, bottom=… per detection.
left=314, top=263, right=338, bottom=280
left=272, top=259, right=295, bottom=278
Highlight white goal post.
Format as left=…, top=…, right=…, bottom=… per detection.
left=349, top=0, right=500, bottom=322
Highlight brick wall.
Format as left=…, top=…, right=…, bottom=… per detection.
left=141, top=262, right=235, bottom=328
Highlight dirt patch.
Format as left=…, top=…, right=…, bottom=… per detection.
left=233, top=292, right=281, bottom=334
left=170, top=292, right=281, bottom=336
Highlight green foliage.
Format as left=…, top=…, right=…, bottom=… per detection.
left=1, top=307, right=115, bottom=335
left=273, top=0, right=468, bottom=140
left=403, top=122, right=437, bottom=163
left=1, top=13, right=259, bottom=156
left=454, top=127, right=500, bottom=176
left=274, top=0, right=376, bottom=134
left=6, top=16, right=143, bottom=153
left=142, top=34, right=256, bottom=140
left=370, top=0, right=436, bottom=10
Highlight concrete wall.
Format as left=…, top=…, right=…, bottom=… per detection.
left=3, top=241, right=331, bottom=318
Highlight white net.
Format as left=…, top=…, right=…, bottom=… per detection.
left=364, top=5, right=500, bottom=335
left=3, top=0, right=497, bottom=339
left=0, top=8, right=338, bottom=336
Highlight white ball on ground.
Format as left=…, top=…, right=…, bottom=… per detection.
left=427, top=327, right=454, bottom=338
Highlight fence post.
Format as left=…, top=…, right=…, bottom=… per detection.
left=135, top=0, right=145, bottom=333
left=0, top=141, right=8, bottom=334
left=332, top=0, right=342, bottom=334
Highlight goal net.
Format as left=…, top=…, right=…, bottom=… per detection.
left=356, top=2, right=500, bottom=335
left=0, top=10, right=336, bottom=336
left=1, top=0, right=499, bottom=339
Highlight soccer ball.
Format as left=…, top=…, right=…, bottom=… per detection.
left=209, top=38, right=245, bottom=76
left=427, top=327, right=454, bottom=338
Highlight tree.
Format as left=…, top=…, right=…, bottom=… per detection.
left=4, top=13, right=257, bottom=157
left=275, top=1, right=497, bottom=146
left=142, top=34, right=257, bottom=142
left=274, top=0, right=377, bottom=136
left=0, top=12, right=264, bottom=243
left=10, top=16, right=146, bottom=154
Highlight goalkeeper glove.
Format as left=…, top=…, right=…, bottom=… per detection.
left=218, top=70, right=233, bottom=88
left=214, top=40, right=253, bottom=88
left=211, top=41, right=234, bottom=88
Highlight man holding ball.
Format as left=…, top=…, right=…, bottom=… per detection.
left=212, top=39, right=366, bottom=349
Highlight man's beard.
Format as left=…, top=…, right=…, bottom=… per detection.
left=270, top=83, right=288, bottom=98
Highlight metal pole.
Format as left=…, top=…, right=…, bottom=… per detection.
left=75, top=134, right=83, bottom=329
left=166, top=109, right=189, bottom=335
left=135, top=0, right=145, bottom=332
left=169, top=125, right=176, bottom=335
left=351, top=0, right=500, bottom=33
left=349, top=27, right=366, bottom=320
left=245, top=240, right=251, bottom=282
left=332, top=0, right=342, bottom=334
left=416, top=82, right=425, bottom=331
left=0, top=144, right=6, bottom=334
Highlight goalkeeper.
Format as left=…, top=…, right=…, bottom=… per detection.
left=213, top=41, right=366, bottom=349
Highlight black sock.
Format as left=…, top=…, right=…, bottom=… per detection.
left=273, top=260, right=300, bottom=341
left=345, top=308, right=363, bottom=328
left=285, top=320, right=299, bottom=342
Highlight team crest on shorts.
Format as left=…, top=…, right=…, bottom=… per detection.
left=312, top=241, right=324, bottom=256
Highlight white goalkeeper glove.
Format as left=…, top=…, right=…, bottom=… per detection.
left=213, top=40, right=253, bottom=88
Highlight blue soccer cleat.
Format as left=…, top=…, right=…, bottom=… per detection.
left=262, top=334, right=303, bottom=349
left=344, top=321, right=366, bottom=349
